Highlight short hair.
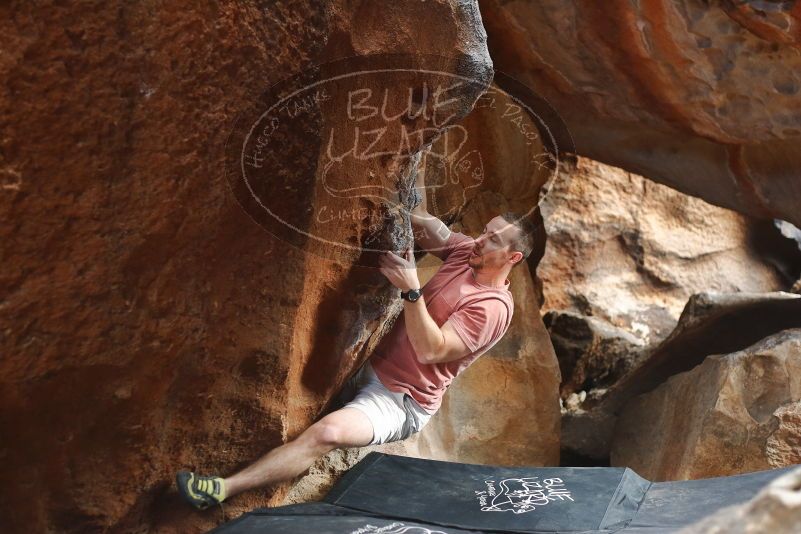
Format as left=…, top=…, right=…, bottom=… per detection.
left=500, top=211, right=537, bottom=266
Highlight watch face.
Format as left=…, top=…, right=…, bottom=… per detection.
left=402, top=289, right=421, bottom=301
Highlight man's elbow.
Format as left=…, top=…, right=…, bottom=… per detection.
left=415, top=351, right=439, bottom=365
left=410, top=206, right=428, bottom=228
left=415, top=339, right=447, bottom=365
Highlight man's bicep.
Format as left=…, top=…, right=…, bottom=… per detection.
left=439, top=300, right=508, bottom=362
left=412, top=211, right=451, bottom=260
left=435, top=322, right=473, bottom=363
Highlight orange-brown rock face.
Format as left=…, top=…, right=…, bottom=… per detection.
left=0, top=1, right=493, bottom=532
left=479, top=0, right=801, bottom=227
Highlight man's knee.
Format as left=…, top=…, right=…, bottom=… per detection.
left=305, top=419, right=346, bottom=450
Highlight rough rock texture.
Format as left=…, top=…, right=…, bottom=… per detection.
left=562, top=291, right=801, bottom=463
left=611, top=328, right=801, bottom=481
left=480, top=0, right=801, bottom=228
left=678, top=466, right=801, bottom=534
left=0, top=1, right=492, bottom=532
left=539, top=157, right=793, bottom=348
left=765, top=401, right=801, bottom=468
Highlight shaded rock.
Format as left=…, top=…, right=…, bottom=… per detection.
left=754, top=220, right=801, bottom=285
left=563, top=291, right=801, bottom=462
left=543, top=310, right=645, bottom=398
left=678, top=466, right=801, bottom=534
left=480, top=0, right=801, bottom=227
left=418, top=81, right=563, bottom=229
left=538, top=157, right=791, bottom=348
left=611, top=329, right=801, bottom=481
left=560, top=408, right=617, bottom=467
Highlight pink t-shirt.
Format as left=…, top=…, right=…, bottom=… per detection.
left=370, top=231, right=514, bottom=413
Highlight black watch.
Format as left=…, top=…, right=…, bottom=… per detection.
left=400, top=288, right=422, bottom=302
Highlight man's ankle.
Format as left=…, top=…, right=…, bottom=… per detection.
left=222, top=477, right=240, bottom=499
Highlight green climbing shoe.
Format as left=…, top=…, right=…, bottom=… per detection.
left=176, top=471, right=227, bottom=510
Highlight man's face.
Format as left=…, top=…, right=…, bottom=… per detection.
left=468, top=216, right=523, bottom=271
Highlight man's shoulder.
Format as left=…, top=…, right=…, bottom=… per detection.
left=456, top=291, right=513, bottom=324
left=447, top=231, right=474, bottom=246
left=443, top=232, right=474, bottom=262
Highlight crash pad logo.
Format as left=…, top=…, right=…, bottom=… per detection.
left=475, top=476, right=574, bottom=514
left=349, top=522, right=448, bottom=534
left=225, top=52, right=572, bottom=265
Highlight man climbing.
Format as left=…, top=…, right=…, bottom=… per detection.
left=176, top=175, right=537, bottom=510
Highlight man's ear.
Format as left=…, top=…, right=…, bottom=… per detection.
left=510, top=250, right=524, bottom=265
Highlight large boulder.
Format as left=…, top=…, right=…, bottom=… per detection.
left=480, top=0, right=801, bottom=227
left=611, top=328, right=801, bottom=480
left=562, top=292, right=801, bottom=463
left=537, top=156, right=799, bottom=402
left=0, top=1, right=492, bottom=532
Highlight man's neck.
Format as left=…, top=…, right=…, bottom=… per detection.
left=471, top=267, right=508, bottom=288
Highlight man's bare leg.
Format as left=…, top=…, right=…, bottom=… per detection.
left=223, top=407, right=374, bottom=499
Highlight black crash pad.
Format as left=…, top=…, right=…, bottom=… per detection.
left=211, top=453, right=797, bottom=533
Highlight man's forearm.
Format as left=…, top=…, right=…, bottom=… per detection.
left=411, top=176, right=429, bottom=231
left=409, top=166, right=451, bottom=258
left=413, top=168, right=428, bottom=214
left=402, top=297, right=444, bottom=364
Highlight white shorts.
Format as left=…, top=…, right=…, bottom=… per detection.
left=339, top=362, right=433, bottom=445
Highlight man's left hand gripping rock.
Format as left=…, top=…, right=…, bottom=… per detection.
left=378, top=247, right=421, bottom=293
